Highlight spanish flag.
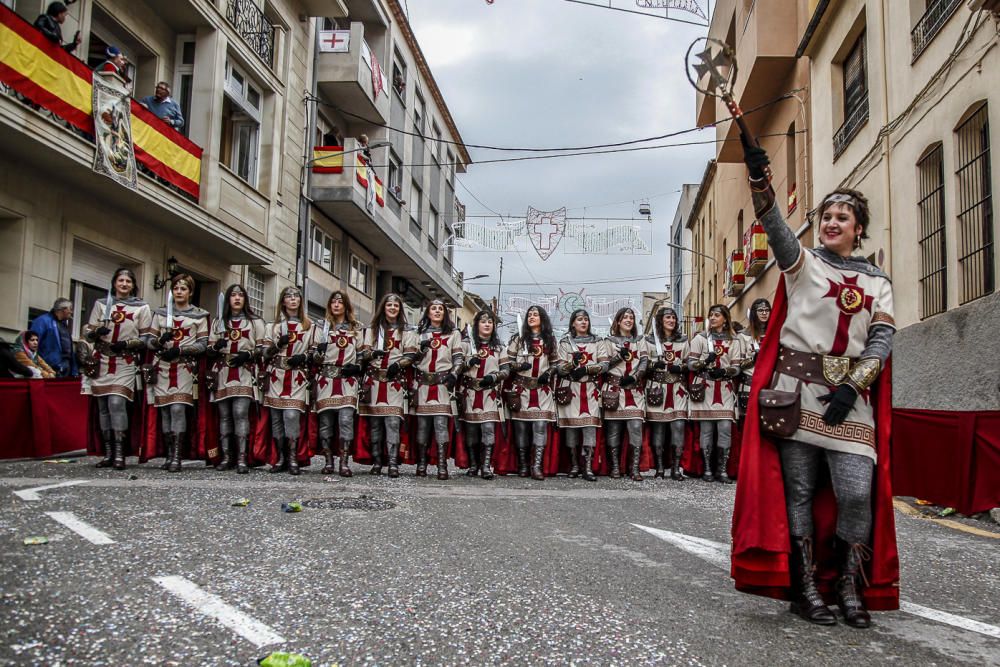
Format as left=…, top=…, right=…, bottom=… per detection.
left=355, top=153, right=369, bottom=188
left=311, top=146, right=344, bottom=173
left=374, top=174, right=385, bottom=207
left=0, top=4, right=202, bottom=198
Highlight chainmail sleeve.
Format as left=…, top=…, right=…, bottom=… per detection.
left=861, top=324, right=894, bottom=365
left=758, top=202, right=802, bottom=271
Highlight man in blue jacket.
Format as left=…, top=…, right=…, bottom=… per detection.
left=139, top=82, right=184, bottom=130
left=30, top=298, right=76, bottom=377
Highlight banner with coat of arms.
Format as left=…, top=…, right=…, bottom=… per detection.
left=91, top=73, right=137, bottom=190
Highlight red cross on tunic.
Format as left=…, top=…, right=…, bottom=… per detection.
left=621, top=342, right=638, bottom=409
left=279, top=323, right=301, bottom=397
left=425, top=333, right=445, bottom=403
left=224, top=321, right=246, bottom=384
left=331, top=332, right=350, bottom=395
left=822, top=274, right=875, bottom=356
left=104, top=305, right=135, bottom=374
left=472, top=344, right=491, bottom=411
left=167, top=319, right=192, bottom=388
left=375, top=329, right=397, bottom=404
left=710, top=341, right=728, bottom=406
left=663, top=344, right=677, bottom=410
left=576, top=344, right=594, bottom=415
left=527, top=340, right=545, bottom=410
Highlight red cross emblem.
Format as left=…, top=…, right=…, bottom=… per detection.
left=822, top=275, right=874, bottom=356
left=477, top=347, right=489, bottom=359
left=228, top=328, right=242, bottom=341
left=171, top=320, right=192, bottom=341
left=336, top=335, right=350, bottom=348
left=531, top=342, right=544, bottom=357
left=575, top=345, right=593, bottom=366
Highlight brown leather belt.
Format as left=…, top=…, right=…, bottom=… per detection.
left=319, top=364, right=345, bottom=379
left=461, top=375, right=493, bottom=391
left=649, top=370, right=683, bottom=384
left=417, top=370, right=450, bottom=385
left=512, top=374, right=543, bottom=390
left=776, top=346, right=856, bottom=385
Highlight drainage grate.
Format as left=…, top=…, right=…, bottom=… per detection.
left=299, top=496, right=396, bottom=511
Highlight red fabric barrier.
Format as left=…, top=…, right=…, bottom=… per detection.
left=891, top=408, right=1000, bottom=515
left=0, top=378, right=89, bottom=458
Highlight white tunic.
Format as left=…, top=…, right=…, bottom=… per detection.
left=85, top=297, right=152, bottom=401
left=645, top=336, right=689, bottom=423
left=310, top=322, right=362, bottom=412
left=687, top=332, right=743, bottom=422
left=208, top=315, right=266, bottom=403
left=149, top=307, right=209, bottom=407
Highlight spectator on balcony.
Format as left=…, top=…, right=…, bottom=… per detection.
left=96, top=46, right=131, bottom=89
left=33, top=2, right=81, bottom=54
left=0, top=337, right=39, bottom=379
left=31, top=298, right=76, bottom=377
left=140, top=81, right=184, bottom=130
left=14, top=332, right=56, bottom=379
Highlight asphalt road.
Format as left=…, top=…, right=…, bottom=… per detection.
left=1, top=457, right=998, bottom=666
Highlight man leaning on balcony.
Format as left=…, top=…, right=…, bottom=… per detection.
left=140, top=82, right=184, bottom=130
left=33, top=2, right=81, bottom=54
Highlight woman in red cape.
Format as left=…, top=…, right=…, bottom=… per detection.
left=731, top=139, right=899, bottom=628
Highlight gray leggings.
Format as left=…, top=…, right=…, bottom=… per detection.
left=159, top=404, right=188, bottom=434
left=605, top=419, right=643, bottom=448
left=699, top=420, right=732, bottom=453
left=269, top=408, right=302, bottom=440
left=562, top=426, right=597, bottom=449
left=778, top=440, right=875, bottom=544
left=217, top=397, right=251, bottom=437
left=368, top=415, right=402, bottom=448
left=417, top=415, right=450, bottom=445
left=514, top=420, right=548, bottom=450
left=463, top=421, right=496, bottom=446
left=650, top=421, right=686, bottom=457
left=319, top=408, right=355, bottom=442
left=98, top=395, right=129, bottom=432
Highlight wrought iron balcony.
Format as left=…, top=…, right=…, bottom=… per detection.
left=833, top=92, right=869, bottom=159
left=911, top=0, right=963, bottom=61
left=226, top=0, right=275, bottom=67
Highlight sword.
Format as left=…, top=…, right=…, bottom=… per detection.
left=216, top=292, right=226, bottom=335
left=103, top=288, right=113, bottom=325
left=516, top=313, right=526, bottom=355
left=651, top=310, right=663, bottom=362
left=165, top=289, right=174, bottom=336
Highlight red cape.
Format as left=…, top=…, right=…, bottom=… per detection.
left=730, top=274, right=899, bottom=611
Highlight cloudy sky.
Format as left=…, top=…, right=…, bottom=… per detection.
left=405, top=0, right=715, bottom=331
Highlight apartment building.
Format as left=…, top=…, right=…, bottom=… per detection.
left=800, top=0, right=999, bottom=410
left=687, top=0, right=813, bottom=326
left=0, top=0, right=468, bottom=340
left=667, top=183, right=697, bottom=322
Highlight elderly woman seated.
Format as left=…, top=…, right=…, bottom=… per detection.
left=14, top=331, right=56, bottom=378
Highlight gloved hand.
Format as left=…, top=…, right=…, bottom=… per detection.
left=277, top=334, right=290, bottom=348
left=419, top=339, right=432, bottom=351
left=570, top=366, right=588, bottom=381
left=158, top=330, right=174, bottom=346
left=818, top=384, right=858, bottom=426
left=160, top=347, right=181, bottom=362
left=653, top=359, right=667, bottom=370
left=287, top=354, right=307, bottom=368
left=467, top=357, right=482, bottom=368
left=213, top=338, right=227, bottom=351
left=228, top=351, right=252, bottom=367
left=109, top=341, right=128, bottom=354
left=707, top=367, right=726, bottom=380
left=444, top=373, right=458, bottom=390
left=704, top=352, right=718, bottom=365
left=741, top=132, right=770, bottom=181
left=386, top=362, right=402, bottom=380
left=537, top=369, right=552, bottom=385
left=371, top=349, right=388, bottom=360
left=316, top=342, right=329, bottom=355
left=620, top=375, right=637, bottom=388
left=571, top=351, right=584, bottom=364
left=340, top=363, right=362, bottom=378
left=94, top=326, right=112, bottom=338
left=515, top=361, right=532, bottom=372
left=618, top=348, right=631, bottom=361
left=479, top=373, right=497, bottom=388
left=668, top=363, right=684, bottom=374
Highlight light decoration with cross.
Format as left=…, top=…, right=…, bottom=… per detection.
left=526, top=207, right=567, bottom=261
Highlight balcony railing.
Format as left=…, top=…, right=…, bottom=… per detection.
left=833, top=91, right=870, bottom=159
left=226, top=0, right=275, bottom=67
left=911, top=0, right=963, bottom=61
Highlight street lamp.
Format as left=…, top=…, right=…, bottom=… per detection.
left=666, top=241, right=718, bottom=267
left=466, top=274, right=489, bottom=281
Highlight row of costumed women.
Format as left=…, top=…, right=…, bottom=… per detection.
left=80, top=268, right=767, bottom=482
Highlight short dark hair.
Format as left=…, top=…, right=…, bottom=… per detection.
left=819, top=187, right=870, bottom=240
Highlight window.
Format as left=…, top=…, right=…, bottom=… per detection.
left=220, top=60, right=263, bottom=185
left=311, top=225, right=339, bottom=274
left=917, top=145, right=947, bottom=319
left=349, top=255, right=371, bottom=294
left=834, top=31, right=869, bottom=158
left=432, top=122, right=443, bottom=162
left=955, top=103, right=994, bottom=304
left=912, top=0, right=963, bottom=60
left=429, top=205, right=439, bottom=254
left=414, top=94, right=425, bottom=136
left=388, top=151, right=402, bottom=199
left=445, top=149, right=455, bottom=183
left=392, top=51, right=407, bottom=100
left=246, top=268, right=266, bottom=315
left=174, top=37, right=196, bottom=137
left=410, top=181, right=422, bottom=236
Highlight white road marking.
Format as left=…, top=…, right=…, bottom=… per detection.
left=631, top=523, right=1000, bottom=640
left=44, top=511, right=115, bottom=545
left=13, top=480, right=90, bottom=501
left=152, top=575, right=286, bottom=648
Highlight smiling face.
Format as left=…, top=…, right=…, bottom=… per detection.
left=114, top=273, right=134, bottom=299
left=572, top=313, right=590, bottom=335
left=526, top=308, right=541, bottom=331
left=477, top=315, right=494, bottom=339
left=661, top=310, right=677, bottom=334
left=384, top=298, right=400, bottom=322
left=618, top=310, right=635, bottom=335
left=172, top=281, right=191, bottom=307
left=428, top=303, right=445, bottom=325
left=819, top=203, right=861, bottom=257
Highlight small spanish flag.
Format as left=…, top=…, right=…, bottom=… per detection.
left=311, top=146, right=344, bottom=173
left=374, top=174, right=385, bottom=207
left=355, top=153, right=369, bottom=188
